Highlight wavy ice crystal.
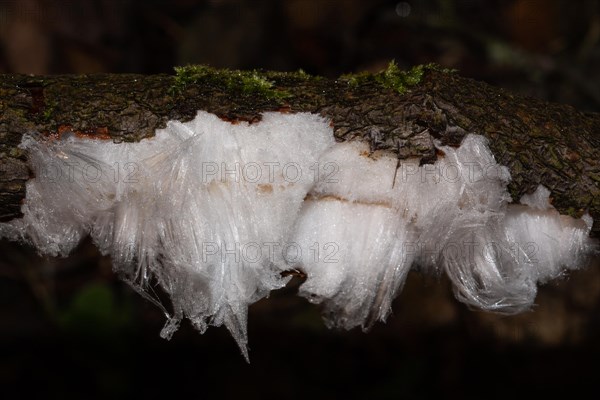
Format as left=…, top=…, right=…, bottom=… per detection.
left=296, top=135, right=595, bottom=317
left=1, top=110, right=596, bottom=359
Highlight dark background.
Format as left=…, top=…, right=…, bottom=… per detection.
left=1, top=0, right=600, bottom=398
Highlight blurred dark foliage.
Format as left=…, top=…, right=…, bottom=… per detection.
left=1, top=0, right=600, bottom=398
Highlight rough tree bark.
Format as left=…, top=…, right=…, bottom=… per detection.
left=1, top=64, right=599, bottom=239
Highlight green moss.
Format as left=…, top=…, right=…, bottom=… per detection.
left=341, top=61, right=456, bottom=94
left=42, top=99, right=57, bottom=122
left=265, top=68, right=314, bottom=81
left=9, top=147, right=24, bottom=158
left=376, top=61, right=424, bottom=93
left=566, top=207, right=578, bottom=218
left=172, top=65, right=291, bottom=100
left=295, top=69, right=311, bottom=79
left=339, top=70, right=372, bottom=87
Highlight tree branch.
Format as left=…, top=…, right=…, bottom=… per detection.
left=1, top=64, right=599, bottom=236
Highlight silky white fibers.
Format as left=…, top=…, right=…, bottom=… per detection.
left=1, top=111, right=596, bottom=359
left=0, top=111, right=334, bottom=359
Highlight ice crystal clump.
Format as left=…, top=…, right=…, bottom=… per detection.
left=294, top=135, right=594, bottom=320
left=1, top=110, right=596, bottom=360
left=0, top=111, right=334, bottom=360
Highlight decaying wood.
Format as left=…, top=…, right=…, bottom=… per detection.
left=1, top=66, right=599, bottom=237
